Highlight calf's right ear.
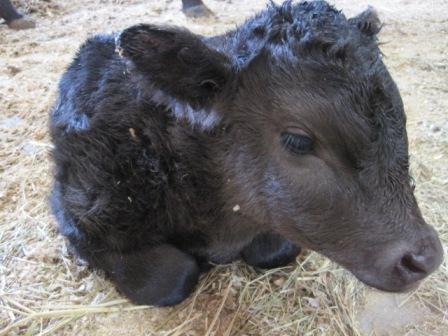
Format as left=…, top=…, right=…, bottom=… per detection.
left=117, top=24, right=232, bottom=108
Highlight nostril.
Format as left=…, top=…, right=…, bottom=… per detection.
left=400, top=254, right=428, bottom=274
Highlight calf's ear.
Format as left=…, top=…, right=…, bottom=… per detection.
left=117, top=24, right=231, bottom=108
left=349, top=7, right=381, bottom=36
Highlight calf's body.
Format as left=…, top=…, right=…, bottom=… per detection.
left=50, top=1, right=443, bottom=306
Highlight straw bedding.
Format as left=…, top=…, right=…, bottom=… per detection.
left=1, top=0, right=447, bottom=335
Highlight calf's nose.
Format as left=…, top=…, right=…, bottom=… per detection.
left=396, top=231, right=443, bottom=285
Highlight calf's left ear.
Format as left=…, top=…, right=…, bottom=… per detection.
left=349, top=6, right=381, bottom=36
left=117, top=24, right=232, bottom=108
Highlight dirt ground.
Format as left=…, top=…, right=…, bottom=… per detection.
left=1, top=0, right=447, bottom=335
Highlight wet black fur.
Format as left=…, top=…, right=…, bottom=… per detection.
left=50, top=1, right=442, bottom=305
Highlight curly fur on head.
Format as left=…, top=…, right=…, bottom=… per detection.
left=222, top=0, right=382, bottom=72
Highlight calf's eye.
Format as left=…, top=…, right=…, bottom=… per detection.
left=281, top=132, right=314, bottom=155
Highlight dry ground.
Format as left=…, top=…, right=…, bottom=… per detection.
left=0, top=0, right=447, bottom=335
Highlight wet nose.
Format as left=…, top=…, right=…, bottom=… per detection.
left=396, top=232, right=443, bottom=285
left=352, top=227, right=443, bottom=292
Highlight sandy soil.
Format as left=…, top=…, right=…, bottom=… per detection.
left=1, top=0, right=447, bottom=335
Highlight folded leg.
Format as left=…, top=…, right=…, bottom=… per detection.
left=242, top=232, right=300, bottom=269
left=94, top=244, right=200, bottom=306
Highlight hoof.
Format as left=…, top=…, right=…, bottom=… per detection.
left=8, top=17, right=36, bottom=30
left=183, top=4, right=215, bottom=19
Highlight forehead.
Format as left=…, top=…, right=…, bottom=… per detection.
left=262, top=59, right=376, bottom=141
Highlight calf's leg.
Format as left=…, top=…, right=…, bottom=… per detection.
left=242, top=232, right=300, bottom=269
left=94, top=244, right=200, bottom=306
left=0, top=0, right=21, bottom=22
left=0, top=0, right=35, bottom=29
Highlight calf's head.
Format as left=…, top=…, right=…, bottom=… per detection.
left=117, top=1, right=443, bottom=292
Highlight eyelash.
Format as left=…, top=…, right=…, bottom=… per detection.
left=281, top=132, right=314, bottom=155
left=409, top=176, right=416, bottom=192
